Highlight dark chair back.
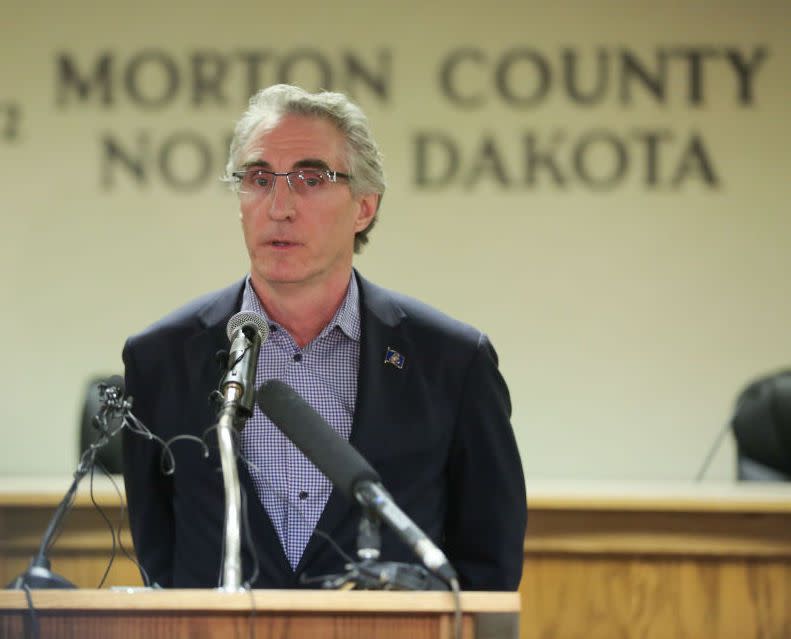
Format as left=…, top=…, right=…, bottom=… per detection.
left=732, top=370, right=791, bottom=481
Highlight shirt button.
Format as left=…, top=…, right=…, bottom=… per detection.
left=292, top=353, right=303, bottom=362
left=269, top=325, right=277, bottom=332
left=298, top=491, right=309, bottom=500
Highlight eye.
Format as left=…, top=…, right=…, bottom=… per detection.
left=299, top=170, right=326, bottom=188
left=251, top=170, right=272, bottom=188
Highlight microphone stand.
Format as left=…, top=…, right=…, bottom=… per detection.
left=7, top=464, right=89, bottom=589
left=215, top=319, right=265, bottom=591
left=215, top=392, right=245, bottom=591
left=356, top=510, right=382, bottom=562
left=7, top=384, right=130, bottom=590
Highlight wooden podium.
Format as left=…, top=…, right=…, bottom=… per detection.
left=0, top=589, right=519, bottom=639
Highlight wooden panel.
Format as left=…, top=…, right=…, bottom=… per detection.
left=524, top=480, right=791, bottom=514
left=0, top=612, right=470, bottom=639
left=520, top=481, right=791, bottom=639
left=526, top=509, right=791, bottom=556
left=520, top=556, right=791, bottom=639
left=0, top=499, right=142, bottom=588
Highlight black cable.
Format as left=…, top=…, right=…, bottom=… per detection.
left=122, top=413, right=185, bottom=477
left=94, top=459, right=152, bottom=588
left=310, top=527, right=358, bottom=567
left=695, top=420, right=732, bottom=481
left=158, top=434, right=210, bottom=475
left=22, top=584, right=39, bottom=639
left=88, top=463, right=117, bottom=588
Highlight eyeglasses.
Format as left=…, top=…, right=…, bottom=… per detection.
left=231, top=167, right=351, bottom=198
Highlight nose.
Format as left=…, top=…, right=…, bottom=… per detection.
left=267, top=175, right=296, bottom=220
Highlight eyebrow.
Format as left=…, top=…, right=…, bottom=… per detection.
left=239, top=158, right=332, bottom=171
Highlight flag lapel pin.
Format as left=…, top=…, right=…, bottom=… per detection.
left=384, top=347, right=405, bottom=369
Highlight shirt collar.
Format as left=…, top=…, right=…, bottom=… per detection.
left=241, top=274, right=360, bottom=343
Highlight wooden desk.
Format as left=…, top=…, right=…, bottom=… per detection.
left=1, top=478, right=790, bottom=638
left=522, top=480, right=791, bottom=639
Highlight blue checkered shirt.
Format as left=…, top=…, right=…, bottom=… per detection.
left=239, top=275, right=360, bottom=569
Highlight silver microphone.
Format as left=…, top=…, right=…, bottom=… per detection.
left=221, top=311, right=270, bottom=419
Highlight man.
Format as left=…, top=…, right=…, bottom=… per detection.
left=122, top=84, right=526, bottom=591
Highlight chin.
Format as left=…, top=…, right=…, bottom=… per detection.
left=254, top=266, right=310, bottom=286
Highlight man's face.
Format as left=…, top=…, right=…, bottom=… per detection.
left=237, top=114, right=377, bottom=292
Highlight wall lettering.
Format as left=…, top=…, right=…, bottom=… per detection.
left=50, top=44, right=764, bottom=193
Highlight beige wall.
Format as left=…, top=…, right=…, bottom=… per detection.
left=1, top=1, right=789, bottom=479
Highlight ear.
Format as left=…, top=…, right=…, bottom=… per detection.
left=353, top=193, right=379, bottom=233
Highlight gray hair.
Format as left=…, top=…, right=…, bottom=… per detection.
left=224, top=84, right=386, bottom=253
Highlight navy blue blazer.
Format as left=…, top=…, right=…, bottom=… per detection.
left=121, top=272, right=526, bottom=590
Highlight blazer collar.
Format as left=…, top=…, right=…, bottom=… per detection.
left=196, top=278, right=247, bottom=330
left=354, top=269, right=406, bottom=329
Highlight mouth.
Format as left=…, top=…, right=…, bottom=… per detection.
left=267, top=240, right=299, bottom=248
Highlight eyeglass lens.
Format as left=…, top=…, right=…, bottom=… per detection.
left=239, top=169, right=329, bottom=196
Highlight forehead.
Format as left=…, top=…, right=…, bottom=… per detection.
left=240, top=114, right=347, bottom=169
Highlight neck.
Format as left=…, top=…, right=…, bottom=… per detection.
left=250, top=270, right=352, bottom=348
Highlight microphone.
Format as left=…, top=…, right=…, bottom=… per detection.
left=221, top=312, right=270, bottom=419
left=256, top=379, right=458, bottom=584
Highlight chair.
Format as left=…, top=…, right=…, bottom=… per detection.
left=731, top=370, right=791, bottom=481
left=78, top=375, right=125, bottom=474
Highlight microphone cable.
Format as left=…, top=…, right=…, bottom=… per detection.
left=90, top=459, right=152, bottom=589
left=694, top=420, right=732, bottom=481
left=695, top=394, right=746, bottom=481
left=88, top=461, right=117, bottom=588
left=22, top=583, right=38, bottom=639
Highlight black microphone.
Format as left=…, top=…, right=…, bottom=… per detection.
left=221, top=312, right=270, bottom=418
left=256, top=379, right=458, bottom=584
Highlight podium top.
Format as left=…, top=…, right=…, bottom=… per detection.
left=0, top=589, right=519, bottom=613
left=3, top=476, right=791, bottom=512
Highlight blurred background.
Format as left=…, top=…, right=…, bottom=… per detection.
left=1, top=0, right=789, bottom=480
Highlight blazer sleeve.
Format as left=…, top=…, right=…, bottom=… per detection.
left=121, top=338, right=175, bottom=588
left=443, top=333, right=527, bottom=590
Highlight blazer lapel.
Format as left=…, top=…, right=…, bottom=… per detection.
left=296, top=272, right=410, bottom=573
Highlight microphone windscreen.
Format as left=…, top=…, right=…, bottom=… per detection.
left=256, top=379, right=381, bottom=498
left=226, top=311, right=270, bottom=342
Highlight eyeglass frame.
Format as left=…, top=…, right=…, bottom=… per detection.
left=230, top=166, right=352, bottom=196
